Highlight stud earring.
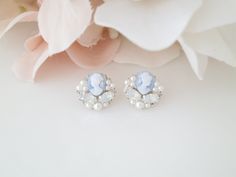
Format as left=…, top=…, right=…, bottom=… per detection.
left=124, top=71, right=164, bottom=109
left=76, top=73, right=116, bottom=111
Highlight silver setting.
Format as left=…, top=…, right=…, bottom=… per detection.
left=124, top=72, right=164, bottom=110
left=76, top=73, right=116, bottom=111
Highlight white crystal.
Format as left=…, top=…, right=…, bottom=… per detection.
left=84, top=93, right=97, bottom=105
left=80, top=80, right=87, bottom=86
left=76, top=85, right=83, bottom=92
left=85, top=102, right=93, bottom=109
left=145, top=103, right=151, bottom=109
left=143, top=94, right=160, bottom=104
left=130, top=76, right=136, bottom=81
left=158, top=86, right=164, bottom=92
left=136, top=101, right=145, bottom=109
left=126, top=88, right=141, bottom=100
left=130, top=99, right=136, bottom=105
left=99, top=91, right=114, bottom=103
left=93, top=103, right=103, bottom=111
left=124, top=80, right=130, bottom=85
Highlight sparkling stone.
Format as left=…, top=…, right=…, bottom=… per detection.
left=158, top=86, right=164, bottom=92
left=124, top=80, right=130, bottom=85
left=110, top=83, right=115, bottom=89
left=136, top=101, right=145, bottom=109
left=84, top=93, right=97, bottom=105
left=130, top=76, right=136, bottom=81
left=99, top=91, right=114, bottom=103
left=143, top=94, right=160, bottom=104
left=130, top=99, right=136, bottom=105
left=145, top=103, right=151, bottom=109
left=135, top=71, right=156, bottom=95
left=126, top=88, right=141, bottom=100
left=88, top=73, right=107, bottom=96
left=79, top=80, right=87, bottom=86
left=93, top=103, right=103, bottom=111
left=85, top=102, right=93, bottom=109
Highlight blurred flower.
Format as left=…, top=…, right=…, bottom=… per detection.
left=0, top=0, right=38, bottom=38
left=94, top=0, right=236, bottom=79
left=10, top=0, right=122, bottom=81
left=2, top=0, right=180, bottom=81
left=1, top=0, right=235, bottom=81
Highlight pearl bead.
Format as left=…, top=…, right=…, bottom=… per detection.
left=136, top=101, right=145, bottom=109
left=130, top=76, right=136, bottom=81
left=85, top=102, right=93, bottom=109
left=93, top=103, right=103, bottom=111
left=130, top=99, right=136, bottom=105
left=80, top=80, right=86, bottom=86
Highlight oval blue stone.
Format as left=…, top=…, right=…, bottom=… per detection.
left=88, top=73, right=107, bottom=96
left=134, top=71, right=156, bottom=95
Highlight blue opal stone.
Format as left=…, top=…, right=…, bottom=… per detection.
left=135, top=71, right=156, bottom=95
left=88, top=73, right=107, bottom=96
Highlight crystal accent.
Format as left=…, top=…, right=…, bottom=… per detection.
left=126, top=88, right=141, bottom=100
left=99, top=91, right=114, bottom=104
left=93, top=103, right=103, bottom=111
left=136, top=101, right=145, bottom=109
left=143, top=94, right=160, bottom=104
left=84, top=93, right=97, bottom=105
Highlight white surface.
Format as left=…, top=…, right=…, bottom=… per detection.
left=0, top=24, right=236, bottom=177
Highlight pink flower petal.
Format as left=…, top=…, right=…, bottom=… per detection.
left=38, top=0, right=92, bottom=55
left=66, top=31, right=121, bottom=68
left=114, top=37, right=181, bottom=67
left=0, top=11, right=37, bottom=39
left=24, top=33, right=44, bottom=51
left=12, top=36, right=49, bottom=82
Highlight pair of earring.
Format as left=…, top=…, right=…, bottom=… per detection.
left=76, top=71, right=164, bottom=111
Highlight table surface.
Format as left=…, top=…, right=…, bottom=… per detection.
left=0, top=23, right=236, bottom=177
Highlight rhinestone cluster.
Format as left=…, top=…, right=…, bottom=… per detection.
left=124, top=71, right=164, bottom=109
left=76, top=73, right=116, bottom=111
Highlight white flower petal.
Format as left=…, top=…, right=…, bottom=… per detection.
left=38, top=0, right=92, bottom=55
left=183, top=24, right=236, bottom=67
left=77, top=23, right=104, bottom=47
left=95, top=0, right=202, bottom=51
left=187, top=0, right=236, bottom=32
left=179, top=37, right=208, bottom=80
left=114, top=37, right=181, bottom=67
